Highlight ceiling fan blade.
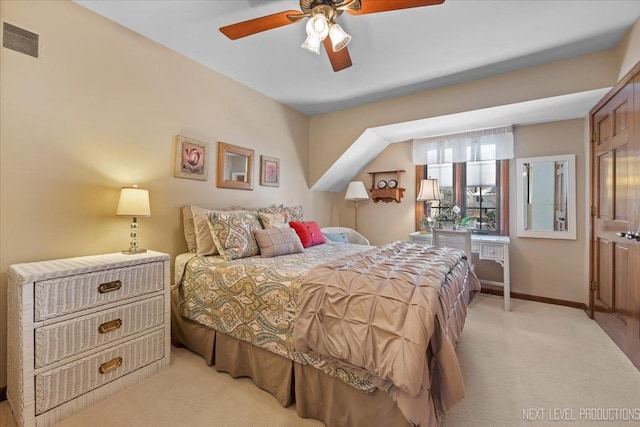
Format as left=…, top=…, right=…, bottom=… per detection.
left=220, top=10, right=304, bottom=40
left=323, top=38, right=352, bottom=72
left=347, top=0, right=445, bottom=15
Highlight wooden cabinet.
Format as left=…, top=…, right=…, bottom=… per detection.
left=7, top=251, right=171, bottom=427
left=368, top=170, right=405, bottom=203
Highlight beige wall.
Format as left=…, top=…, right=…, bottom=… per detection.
left=336, top=143, right=417, bottom=246
left=616, top=17, right=640, bottom=80
left=509, top=120, right=588, bottom=302
left=0, top=0, right=327, bottom=389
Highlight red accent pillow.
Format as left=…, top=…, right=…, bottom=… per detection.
left=289, top=221, right=325, bottom=248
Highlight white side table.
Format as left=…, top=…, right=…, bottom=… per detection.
left=409, top=231, right=511, bottom=311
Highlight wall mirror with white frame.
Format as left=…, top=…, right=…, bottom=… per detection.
left=516, top=154, right=576, bottom=239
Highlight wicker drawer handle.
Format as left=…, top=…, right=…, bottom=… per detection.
left=99, top=357, right=123, bottom=374
left=98, top=280, right=122, bottom=294
left=98, top=319, right=122, bottom=334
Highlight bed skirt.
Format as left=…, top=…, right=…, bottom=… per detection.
left=171, top=298, right=418, bottom=426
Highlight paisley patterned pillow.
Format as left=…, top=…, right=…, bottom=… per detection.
left=258, top=205, right=305, bottom=222
left=207, top=211, right=263, bottom=260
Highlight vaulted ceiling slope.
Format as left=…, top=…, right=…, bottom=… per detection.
left=75, top=1, right=640, bottom=116
left=310, top=88, right=609, bottom=192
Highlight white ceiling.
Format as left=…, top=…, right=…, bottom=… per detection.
left=75, top=0, right=640, bottom=116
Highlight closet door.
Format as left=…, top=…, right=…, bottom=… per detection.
left=590, top=79, right=640, bottom=369
left=630, top=74, right=640, bottom=368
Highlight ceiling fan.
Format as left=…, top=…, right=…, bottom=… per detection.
left=220, top=0, right=445, bottom=72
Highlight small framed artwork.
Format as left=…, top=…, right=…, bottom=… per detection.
left=174, top=135, right=208, bottom=180
left=260, top=155, right=280, bottom=187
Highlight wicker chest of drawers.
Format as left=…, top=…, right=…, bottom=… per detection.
left=7, top=251, right=171, bottom=427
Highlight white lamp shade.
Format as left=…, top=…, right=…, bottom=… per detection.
left=301, top=35, right=322, bottom=55
left=345, top=181, right=369, bottom=201
left=306, top=14, right=329, bottom=39
left=116, top=186, right=151, bottom=217
left=329, top=24, right=351, bottom=52
left=416, top=179, right=440, bottom=201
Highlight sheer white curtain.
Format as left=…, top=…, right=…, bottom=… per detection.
left=412, top=126, right=514, bottom=164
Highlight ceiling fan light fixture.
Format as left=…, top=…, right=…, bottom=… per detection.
left=306, top=14, right=329, bottom=39
left=301, top=35, right=322, bottom=55
left=329, top=23, right=351, bottom=52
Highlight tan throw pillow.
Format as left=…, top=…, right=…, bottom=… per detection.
left=258, top=212, right=289, bottom=229
left=182, top=205, right=197, bottom=253
left=191, top=206, right=220, bottom=256
left=254, top=228, right=304, bottom=258
left=208, top=211, right=263, bottom=260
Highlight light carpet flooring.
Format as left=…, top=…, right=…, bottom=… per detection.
left=2, top=294, right=639, bottom=427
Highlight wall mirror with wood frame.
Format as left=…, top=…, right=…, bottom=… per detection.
left=217, top=142, right=254, bottom=190
left=516, top=154, right=576, bottom=239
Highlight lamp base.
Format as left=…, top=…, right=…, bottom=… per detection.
left=121, top=248, right=147, bottom=255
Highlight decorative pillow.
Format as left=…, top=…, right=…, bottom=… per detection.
left=258, top=205, right=305, bottom=222
left=324, top=232, right=349, bottom=243
left=289, top=221, right=325, bottom=248
left=191, top=206, right=222, bottom=256
left=254, top=228, right=304, bottom=258
left=284, top=205, right=305, bottom=222
left=182, top=205, right=197, bottom=253
left=191, top=206, right=252, bottom=256
left=208, top=211, right=263, bottom=260
left=259, top=212, right=289, bottom=229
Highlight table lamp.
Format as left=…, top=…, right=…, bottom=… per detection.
left=416, top=178, right=440, bottom=233
left=116, top=185, right=151, bottom=254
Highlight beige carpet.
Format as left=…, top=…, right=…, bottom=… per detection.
left=1, top=294, right=639, bottom=427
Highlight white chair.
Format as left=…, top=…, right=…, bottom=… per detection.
left=321, top=227, right=370, bottom=246
left=432, top=229, right=474, bottom=271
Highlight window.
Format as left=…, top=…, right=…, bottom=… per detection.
left=416, top=160, right=509, bottom=235
left=426, top=163, right=453, bottom=222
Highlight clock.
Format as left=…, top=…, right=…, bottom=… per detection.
left=376, top=180, right=388, bottom=189
left=419, top=217, right=431, bottom=233
left=387, top=179, right=398, bottom=189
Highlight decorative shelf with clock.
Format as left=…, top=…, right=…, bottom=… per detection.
left=367, top=170, right=405, bottom=203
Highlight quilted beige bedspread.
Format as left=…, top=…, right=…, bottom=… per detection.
left=293, top=241, right=476, bottom=402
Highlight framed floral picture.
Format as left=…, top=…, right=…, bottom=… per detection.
left=174, top=135, right=208, bottom=180
left=260, top=155, right=280, bottom=187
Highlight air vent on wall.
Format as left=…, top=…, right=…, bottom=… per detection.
left=3, top=22, right=39, bottom=58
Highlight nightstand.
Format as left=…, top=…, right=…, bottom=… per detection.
left=7, top=251, right=171, bottom=427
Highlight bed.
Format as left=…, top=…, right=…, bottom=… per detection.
left=171, top=206, right=480, bottom=427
